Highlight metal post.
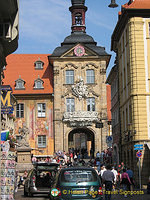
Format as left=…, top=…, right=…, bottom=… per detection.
left=101, top=127, right=102, bottom=152
left=139, top=157, right=141, bottom=190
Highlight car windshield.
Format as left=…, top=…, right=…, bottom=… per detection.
left=61, top=169, right=97, bottom=183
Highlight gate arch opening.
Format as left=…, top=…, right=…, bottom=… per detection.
left=68, top=128, right=95, bottom=158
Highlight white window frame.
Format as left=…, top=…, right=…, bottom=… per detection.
left=38, top=135, right=46, bottom=148
left=15, top=80, right=25, bottom=89
left=35, top=80, right=43, bottom=89
left=37, top=103, right=46, bottom=117
left=16, top=103, right=24, bottom=118
left=87, top=97, right=95, bottom=111
left=35, top=61, right=44, bottom=69
left=66, top=98, right=75, bottom=112
left=66, top=70, right=74, bottom=84
left=86, top=69, right=95, bottom=84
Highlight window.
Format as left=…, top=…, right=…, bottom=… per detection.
left=15, top=80, right=25, bottom=89
left=15, top=77, right=25, bottom=89
left=34, top=80, right=43, bottom=89
left=38, top=135, right=46, bottom=148
left=0, top=23, right=11, bottom=38
left=66, top=70, right=74, bottom=84
left=16, top=103, right=24, bottom=118
left=86, top=70, right=95, bottom=84
left=75, top=13, right=82, bottom=25
left=66, top=98, right=75, bottom=112
left=34, top=77, right=44, bottom=89
left=35, top=60, right=44, bottom=69
left=87, top=98, right=95, bottom=111
left=37, top=103, right=46, bottom=117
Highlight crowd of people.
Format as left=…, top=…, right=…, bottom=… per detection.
left=27, top=149, right=150, bottom=199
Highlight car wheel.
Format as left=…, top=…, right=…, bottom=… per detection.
left=24, top=186, right=28, bottom=197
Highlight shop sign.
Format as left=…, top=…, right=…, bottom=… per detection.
left=1, top=85, right=14, bottom=114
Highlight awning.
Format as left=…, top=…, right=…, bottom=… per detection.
left=1, top=130, right=9, bottom=141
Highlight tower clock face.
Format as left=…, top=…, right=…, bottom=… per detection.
left=74, top=45, right=85, bottom=57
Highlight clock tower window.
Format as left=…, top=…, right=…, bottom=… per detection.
left=75, top=13, right=82, bottom=25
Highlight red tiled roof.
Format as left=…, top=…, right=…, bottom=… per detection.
left=3, top=54, right=53, bottom=95
left=122, top=0, right=150, bottom=9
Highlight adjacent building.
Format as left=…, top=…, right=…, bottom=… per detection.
left=3, top=54, right=54, bottom=157
left=111, top=0, right=150, bottom=184
left=0, top=0, right=19, bottom=69
left=107, top=63, right=120, bottom=166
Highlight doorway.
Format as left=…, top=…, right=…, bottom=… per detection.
left=68, top=128, right=95, bottom=158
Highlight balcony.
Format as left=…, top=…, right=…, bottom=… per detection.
left=63, top=111, right=99, bottom=127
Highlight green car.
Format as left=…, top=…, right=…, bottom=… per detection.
left=49, top=167, right=103, bottom=200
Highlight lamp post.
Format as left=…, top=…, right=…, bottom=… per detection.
left=108, top=0, right=118, bottom=8
left=95, top=121, right=103, bottom=152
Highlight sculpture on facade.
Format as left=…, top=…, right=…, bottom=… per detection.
left=72, top=77, right=88, bottom=100
left=17, top=125, right=30, bottom=148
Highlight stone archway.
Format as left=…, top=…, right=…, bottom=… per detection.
left=68, top=128, right=95, bottom=158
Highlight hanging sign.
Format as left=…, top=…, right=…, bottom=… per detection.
left=1, top=85, right=14, bottom=114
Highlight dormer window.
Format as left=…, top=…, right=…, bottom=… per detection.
left=75, top=13, right=82, bottom=25
left=34, top=59, right=44, bottom=70
left=34, top=76, right=44, bottom=89
left=15, top=76, right=25, bottom=90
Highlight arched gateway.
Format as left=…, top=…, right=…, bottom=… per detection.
left=49, top=0, right=110, bottom=155
left=68, top=128, right=95, bottom=157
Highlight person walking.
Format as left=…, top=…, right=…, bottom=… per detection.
left=120, top=168, right=131, bottom=197
left=111, top=166, right=118, bottom=189
left=102, top=165, right=114, bottom=200
left=126, top=167, right=135, bottom=191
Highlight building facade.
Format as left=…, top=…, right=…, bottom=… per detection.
left=111, top=0, right=150, bottom=185
left=3, top=54, right=54, bottom=157
left=0, top=0, right=19, bottom=69
left=49, top=0, right=111, bottom=156
left=107, top=64, right=120, bottom=166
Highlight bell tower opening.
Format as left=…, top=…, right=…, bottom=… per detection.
left=68, top=128, right=95, bottom=158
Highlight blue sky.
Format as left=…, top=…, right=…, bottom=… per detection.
left=15, top=0, right=128, bottom=75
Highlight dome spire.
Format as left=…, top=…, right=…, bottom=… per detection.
left=69, top=0, right=87, bottom=33
left=71, top=0, right=85, bottom=6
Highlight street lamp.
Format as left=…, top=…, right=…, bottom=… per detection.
left=108, top=0, right=118, bottom=8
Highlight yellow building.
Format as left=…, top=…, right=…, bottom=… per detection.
left=111, top=0, right=150, bottom=185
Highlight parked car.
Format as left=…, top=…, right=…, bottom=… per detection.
left=49, top=167, right=103, bottom=200
left=24, top=162, right=59, bottom=197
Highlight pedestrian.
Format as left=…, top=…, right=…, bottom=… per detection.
left=96, top=151, right=100, bottom=158
left=23, top=170, right=28, bottom=180
left=102, top=165, right=114, bottom=200
left=111, top=166, right=118, bottom=189
left=126, top=167, right=135, bottom=190
left=120, top=168, right=131, bottom=198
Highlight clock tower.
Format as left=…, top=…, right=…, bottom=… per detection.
left=49, top=0, right=111, bottom=156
